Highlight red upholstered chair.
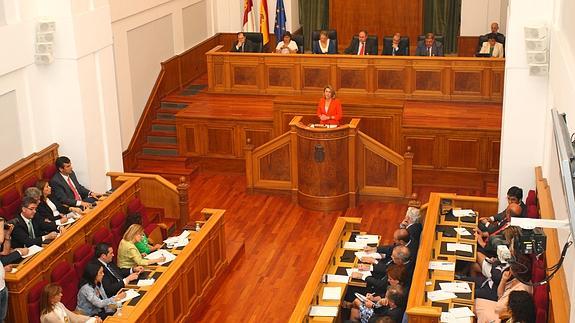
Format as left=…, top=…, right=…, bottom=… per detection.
left=110, top=211, right=127, bottom=248
left=21, top=175, right=39, bottom=192
left=1, top=188, right=21, bottom=220
left=534, top=284, right=549, bottom=323
left=51, top=261, right=79, bottom=310
left=42, top=164, right=57, bottom=181
left=27, top=280, right=49, bottom=323
left=127, top=198, right=160, bottom=238
left=526, top=189, right=537, bottom=206
left=73, top=243, right=95, bottom=281
left=527, top=205, right=539, bottom=219
left=93, top=227, right=117, bottom=259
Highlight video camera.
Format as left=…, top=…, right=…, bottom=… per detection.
left=515, top=227, right=546, bottom=255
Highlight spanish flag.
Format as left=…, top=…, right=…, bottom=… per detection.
left=259, top=0, right=270, bottom=44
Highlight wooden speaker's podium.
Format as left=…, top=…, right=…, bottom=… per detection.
left=291, top=116, right=360, bottom=211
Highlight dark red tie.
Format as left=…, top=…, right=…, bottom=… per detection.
left=66, top=177, right=81, bottom=201
left=359, top=42, right=365, bottom=55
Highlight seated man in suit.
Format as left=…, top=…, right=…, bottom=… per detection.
left=479, top=33, right=504, bottom=58
left=93, top=243, right=142, bottom=297
left=400, top=207, right=422, bottom=243
left=11, top=196, right=59, bottom=248
left=361, top=229, right=418, bottom=265
left=477, top=202, right=522, bottom=238
left=383, top=33, right=407, bottom=56
left=230, top=32, right=257, bottom=53
left=415, top=33, right=444, bottom=56
left=344, top=30, right=377, bottom=55
left=479, top=186, right=526, bottom=233
left=50, top=156, right=101, bottom=209
left=489, top=22, right=506, bottom=44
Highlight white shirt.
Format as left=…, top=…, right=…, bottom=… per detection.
left=46, top=197, right=60, bottom=217
left=275, top=40, right=298, bottom=54
left=318, top=40, right=329, bottom=53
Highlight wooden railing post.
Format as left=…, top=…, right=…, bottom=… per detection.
left=177, top=177, right=189, bottom=228
left=404, top=146, right=414, bottom=197
left=244, top=138, right=255, bottom=192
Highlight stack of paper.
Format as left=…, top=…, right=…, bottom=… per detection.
left=453, top=227, right=472, bottom=236
left=343, top=241, right=367, bottom=250
left=118, top=289, right=140, bottom=303
left=346, top=268, right=372, bottom=280
left=355, top=235, right=379, bottom=244
left=137, top=278, right=155, bottom=287
left=164, top=230, right=191, bottom=248
left=427, top=290, right=457, bottom=302
left=23, top=245, right=43, bottom=258
left=452, top=209, right=475, bottom=217
left=324, top=274, right=349, bottom=283
left=322, top=287, right=341, bottom=300
left=309, top=306, right=338, bottom=317
left=145, top=249, right=176, bottom=265
left=428, top=261, right=455, bottom=271
left=446, top=243, right=473, bottom=253
left=439, top=282, right=471, bottom=293
left=440, top=307, right=475, bottom=322
left=354, top=251, right=383, bottom=259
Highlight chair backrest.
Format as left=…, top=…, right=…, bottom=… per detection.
left=352, top=35, right=379, bottom=54
left=526, top=189, right=537, bottom=206
left=243, top=32, right=264, bottom=52
left=292, top=34, right=304, bottom=53
left=73, top=243, right=95, bottom=281
left=1, top=188, right=21, bottom=220
left=42, top=164, right=57, bottom=181
left=382, top=36, right=410, bottom=55
left=110, top=211, right=127, bottom=248
left=418, top=34, right=444, bottom=45
left=127, top=198, right=150, bottom=227
left=51, top=261, right=79, bottom=310
left=476, top=34, right=489, bottom=53
left=27, top=280, right=49, bottom=323
left=311, top=29, right=338, bottom=42
left=22, top=175, right=39, bottom=192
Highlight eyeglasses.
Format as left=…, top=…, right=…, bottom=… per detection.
left=25, top=207, right=37, bottom=212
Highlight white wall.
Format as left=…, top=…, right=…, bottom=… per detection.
left=0, top=0, right=122, bottom=192
left=460, top=0, right=507, bottom=36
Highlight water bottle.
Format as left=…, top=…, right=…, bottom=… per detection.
left=195, top=223, right=201, bottom=232
left=116, top=301, right=122, bottom=316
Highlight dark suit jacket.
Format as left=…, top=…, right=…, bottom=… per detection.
left=50, top=172, right=91, bottom=207
left=344, top=38, right=378, bottom=55
left=406, top=222, right=423, bottom=243
left=230, top=39, right=257, bottom=53
left=97, top=259, right=131, bottom=297
left=415, top=40, right=444, bottom=56
left=11, top=214, right=58, bottom=248
left=0, top=249, right=23, bottom=265
left=312, top=39, right=337, bottom=54
left=383, top=43, right=407, bottom=56
left=37, top=198, right=69, bottom=222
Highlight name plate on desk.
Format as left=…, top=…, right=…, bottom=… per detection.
left=308, top=124, right=338, bottom=128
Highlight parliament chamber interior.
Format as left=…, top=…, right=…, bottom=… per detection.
left=0, top=0, right=574, bottom=322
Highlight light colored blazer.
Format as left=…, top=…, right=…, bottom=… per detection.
left=41, top=302, right=94, bottom=323
left=480, top=41, right=504, bottom=58
left=117, top=239, right=149, bottom=269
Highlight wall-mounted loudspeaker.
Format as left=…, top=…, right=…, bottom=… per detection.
left=35, top=19, right=55, bottom=65
left=524, top=25, right=548, bottom=39
left=526, top=51, right=548, bottom=64
left=37, top=20, right=56, bottom=33
left=529, top=64, right=548, bottom=76
left=35, top=53, right=54, bottom=65
left=524, top=24, right=549, bottom=77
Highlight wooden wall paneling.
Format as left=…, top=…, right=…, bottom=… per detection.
left=490, top=68, right=504, bottom=100
left=206, top=125, right=236, bottom=157
left=443, top=137, right=481, bottom=170
left=364, top=150, right=399, bottom=187
left=451, top=67, right=483, bottom=100
left=258, top=144, right=291, bottom=182
left=488, top=138, right=501, bottom=172
left=337, top=61, right=369, bottom=95
left=403, top=134, right=438, bottom=168
left=411, top=61, right=445, bottom=99
left=301, top=61, right=331, bottom=92
left=457, top=36, right=480, bottom=57
left=241, top=125, right=274, bottom=153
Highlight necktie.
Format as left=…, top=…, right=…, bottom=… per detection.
left=66, top=176, right=81, bottom=201
left=27, top=220, right=36, bottom=239
left=428, top=47, right=432, bottom=56
left=359, top=42, right=365, bottom=55
left=107, top=264, right=121, bottom=280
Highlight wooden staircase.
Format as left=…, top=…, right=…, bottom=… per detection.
left=131, top=101, right=199, bottom=184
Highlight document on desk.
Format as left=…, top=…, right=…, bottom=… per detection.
left=449, top=306, right=475, bottom=318
left=164, top=230, right=190, bottom=247
left=118, top=289, right=140, bottom=303
left=452, top=209, right=475, bottom=217
left=441, top=312, right=472, bottom=323
left=325, top=274, right=349, bottom=283
left=22, top=245, right=43, bottom=258
left=429, top=261, right=455, bottom=271
left=145, top=249, right=176, bottom=265
left=355, top=235, right=379, bottom=244
left=427, top=290, right=457, bottom=302
left=343, top=241, right=367, bottom=250
left=346, top=268, right=372, bottom=280
left=439, top=282, right=471, bottom=293
left=446, top=243, right=473, bottom=253
left=322, top=287, right=342, bottom=300
left=354, top=251, right=383, bottom=259
left=137, top=278, right=155, bottom=287
left=309, top=306, right=338, bottom=317
left=453, top=227, right=472, bottom=236
left=55, top=218, right=76, bottom=226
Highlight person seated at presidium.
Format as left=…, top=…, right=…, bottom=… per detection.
left=383, top=33, right=407, bottom=56
left=489, top=22, right=506, bottom=44
left=415, top=33, right=444, bottom=57
left=40, top=283, right=101, bottom=323
left=230, top=32, right=257, bottom=53
left=479, top=33, right=504, bottom=58
left=344, top=30, right=378, bottom=55
left=117, top=224, right=165, bottom=269
left=316, top=85, right=342, bottom=125
left=11, top=196, right=60, bottom=248
left=76, top=262, right=125, bottom=319
left=312, top=30, right=337, bottom=54
left=275, top=31, right=298, bottom=54
left=50, top=156, right=102, bottom=209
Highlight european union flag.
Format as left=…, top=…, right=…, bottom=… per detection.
left=274, top=0, right=286, bottom=45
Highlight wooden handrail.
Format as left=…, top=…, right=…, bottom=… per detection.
left=289, top=217, right=361, bottom=322
left=535, top=166, right=570, bottom=322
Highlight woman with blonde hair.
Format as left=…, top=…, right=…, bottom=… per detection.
left=40, top=283, right=101, bottom=323
left=117, top=224, right=165, bottom=269
left=316, top=85, right=342, bottom=125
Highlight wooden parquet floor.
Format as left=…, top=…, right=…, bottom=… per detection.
left=187, top=172, right=487, bottom=323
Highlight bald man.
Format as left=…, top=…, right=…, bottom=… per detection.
left=362, top=229, right=417, bottom=265
left=489, top=22, right=506, bottom=45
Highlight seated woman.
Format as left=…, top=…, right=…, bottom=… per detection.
left=122, top=212, right=162, bottom=256
left=41, top=283, right=101, bottom=323
left=0, top=218, right=28, bottom=265
left=479, top=33, right=504, bottom=58
left=312, top=30, right=336, bottom=54
left=275, top=31, right=298, bottom=54
left=350, top=265, right=408, bottom=323
left=316, top=85, right=342, bottom=125
left=505, top=290, right=535, bottom=323
left=36, top=180, right=82, bottom=224
left=475, top=255, right=533, bottom=323
left=76, top=262, right=125, bottom=319
left=117, top=224, right=165, bottom=269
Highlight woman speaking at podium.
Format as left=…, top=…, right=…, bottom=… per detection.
left=316, top=85, right=342, bottom=125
